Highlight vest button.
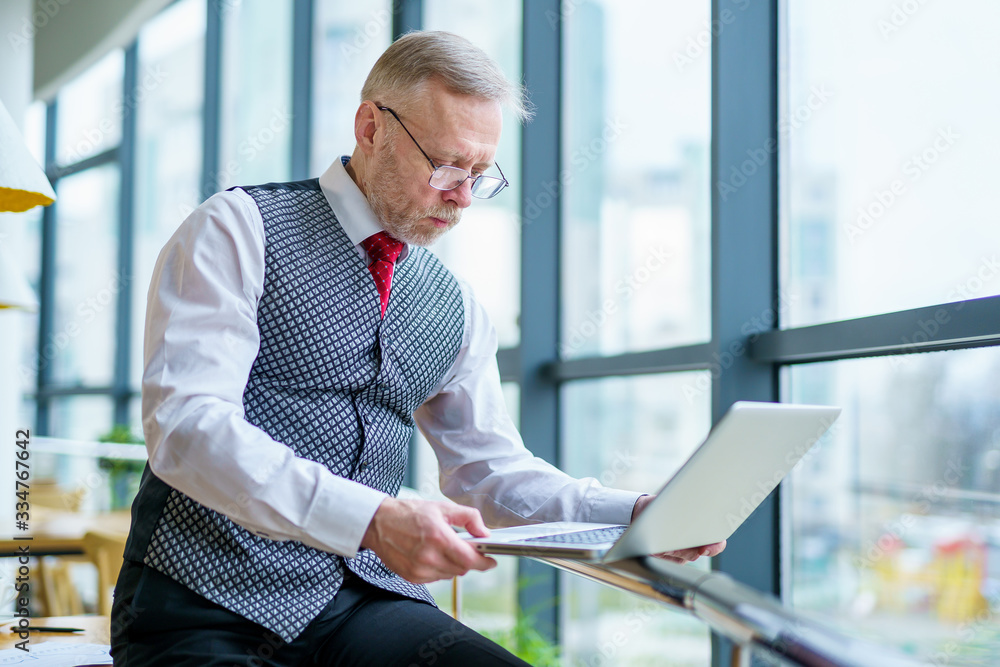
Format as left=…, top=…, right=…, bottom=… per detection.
left=363, top=414, right=371, bottom=425
left=359, top=461, right=369, bottom=471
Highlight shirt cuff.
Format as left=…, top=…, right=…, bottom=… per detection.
left=585, top=487, right=646, bottom=525
left=301, top=478, right=389, bottom=557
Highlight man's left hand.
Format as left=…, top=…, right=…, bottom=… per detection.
left=630, top=494, right=727, bottom=564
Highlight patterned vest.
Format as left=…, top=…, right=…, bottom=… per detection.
left=123, top=178, right=465, bottom=641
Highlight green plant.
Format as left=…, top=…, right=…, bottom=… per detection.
left=483, top=611, right=562, bottom=666
left=97, top=424, right=146, bottom=510
left=481, top=576, right=562, bottom=666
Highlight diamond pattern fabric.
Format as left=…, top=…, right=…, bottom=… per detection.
left=361, top=231, right=404, bottom=318
left=139, top=179, right=464, bottom=642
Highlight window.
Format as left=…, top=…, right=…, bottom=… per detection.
left=780, top=1, right=1000, bottom=661
left=786, top=349, right=1000, bottom=658
left=423, top=1, right=524, bottom=348
left=51, top=164, right=120, bottom=387
left=782, top=0, right=1000, bottom=327
left=311, top=0, right=393, bottom=175
left=20, top=1, right=1000, bottom=662
left=55, top=50, right=123, bottom=165
left=132, top=0, right=206, bottom=390
left=219, top=0, right=293, bottom=186
left=561, top=373, right=712, bottom=665
left=561, top=0, right=711, bottom=360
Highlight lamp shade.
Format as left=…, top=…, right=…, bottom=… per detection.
left=0, top=98, right=56, bottom=213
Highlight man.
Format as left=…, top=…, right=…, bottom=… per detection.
left=112, top=31, right=724, bottom=666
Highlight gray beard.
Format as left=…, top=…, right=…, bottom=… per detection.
left=363, top=149, right=460, bottom=247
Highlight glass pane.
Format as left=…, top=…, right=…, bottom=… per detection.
left=783, top=1, right=1000, bottom=327
left=51, top=164, right=121, bottom=387
left=133, top=0, right=206, bottom=391
left=423, top=2, right=523, bottom=348
left=50, top=395, right=115, bottom=441
left=56, top=49, right=124, bottom=165
left=5, top=102, right=46, bottom=398
left=413, top=383, right=520, bottom=639
left=561, top=0, right=711, bottom=359
left=786, top=348, right=1000, bottom=663
left=218, top=0, right=293, bottom=189
left=47, top=396, right=117, bottom=514
left=561, top=372, right=712, bottom=665
left=311, top=0, right=393, bottom=176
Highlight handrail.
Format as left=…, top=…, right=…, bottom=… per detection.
left=31, top=436, right=148, bottom=461
left=540, top=556, right=923, bottom=667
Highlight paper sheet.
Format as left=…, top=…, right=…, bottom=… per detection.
left=0, top=642, right=112, bottom=665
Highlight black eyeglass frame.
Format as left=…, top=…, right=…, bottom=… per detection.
left=377, top=106, right=509, bottom=199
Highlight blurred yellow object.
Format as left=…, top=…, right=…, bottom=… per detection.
left=933, top=537, right=988, bottom=623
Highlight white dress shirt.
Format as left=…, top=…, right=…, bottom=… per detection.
left=141, top=157, right=642, bottom=559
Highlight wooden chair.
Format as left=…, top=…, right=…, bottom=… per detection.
left=31, top=482, right=87, bottom=616
left=81, top=529, right=128, bottom=616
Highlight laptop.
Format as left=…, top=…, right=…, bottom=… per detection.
left=463, top=401, right=841, bottom=562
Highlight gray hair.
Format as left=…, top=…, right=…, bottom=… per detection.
left=361, top=30, right=533, bottom=122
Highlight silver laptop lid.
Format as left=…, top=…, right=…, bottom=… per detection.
left=604, top=401, right=841, bottom=561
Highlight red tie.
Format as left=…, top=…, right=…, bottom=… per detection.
left=360, top=231, right=404, bottom=318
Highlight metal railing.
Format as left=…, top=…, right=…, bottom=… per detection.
left=30, top=445, right=925, bottom=664
left=541, top=556, right=924, bottom=667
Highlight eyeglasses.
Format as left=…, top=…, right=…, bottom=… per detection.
left=377, top=106, right=509, bottom=199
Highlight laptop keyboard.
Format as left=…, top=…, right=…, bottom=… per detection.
left=518, top=525, right=627, bottom=545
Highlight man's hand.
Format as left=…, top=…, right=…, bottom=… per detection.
left=361, top=497, right=497, bottom=584
left=631, top=494, right=727, bottom=564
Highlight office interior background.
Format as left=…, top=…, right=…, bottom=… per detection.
left=0, top=0, right=998, bottom=664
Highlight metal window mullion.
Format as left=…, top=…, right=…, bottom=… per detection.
left=517, top=0, right=562, bottom=645
left=710, top=0, right=780, bottom=665
left=114, top=41, right=139, bottom=427
left=201, top=0, right=223, bottom=200
left=393, top=0, right=422, bottom=40
left=548, top=343, right=715, bottom=382
left=751, top=295, right=1000, bottom=364
left=35, top=100, right=60, bottom=436
left=47, top=146, right=118, bottom=182
left=291, top=0, right=313, bottom=180
left=394, top=0, right=422, bottom=488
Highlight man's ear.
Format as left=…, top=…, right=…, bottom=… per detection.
left=354, top=101, right=380, bottom=156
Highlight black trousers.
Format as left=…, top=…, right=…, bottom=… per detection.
left=110, top=560, right=529, bottom=667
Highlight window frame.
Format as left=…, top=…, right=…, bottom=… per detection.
left=27, top=1, right=1000, bottom=664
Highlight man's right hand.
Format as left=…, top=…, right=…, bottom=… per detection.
left=360, top=497, right=497, bottom=584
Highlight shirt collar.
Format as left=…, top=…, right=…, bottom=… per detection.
left=319, top=155, right=410, bottom=261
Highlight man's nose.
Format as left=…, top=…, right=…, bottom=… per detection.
left=442, top=179, right=473, bottom=208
